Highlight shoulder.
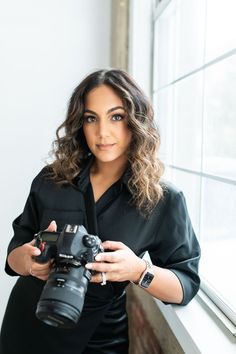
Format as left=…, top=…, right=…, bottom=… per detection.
left=30, top=165, right=53, bottom=192
left=155, top=180, right=191, bottom=222
left=151, top=179, right=188, bottom=216
left=161, top=179, right=184, bottom=202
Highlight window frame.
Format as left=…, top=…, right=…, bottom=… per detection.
left=152, top=0, right=236, bottom=335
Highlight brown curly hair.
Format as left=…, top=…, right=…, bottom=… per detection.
left=49, top=68, right=164, bottom=215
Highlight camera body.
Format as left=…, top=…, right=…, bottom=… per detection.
left=34, top=224, right=103, bottom=328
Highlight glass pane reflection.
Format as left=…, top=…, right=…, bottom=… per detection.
left=173, top=72, right=203, bottom=171
left=203, top=55, right=236, bottom=181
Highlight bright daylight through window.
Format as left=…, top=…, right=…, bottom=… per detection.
left=153, top=0, right=236, bottom=328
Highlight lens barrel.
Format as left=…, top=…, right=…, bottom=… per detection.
left=36, top=300, right=80, bottom=328
left=36, top=266, right=91, bottom=328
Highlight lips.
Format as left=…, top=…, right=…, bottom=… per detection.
left=96, top=144, right=116, bottom=150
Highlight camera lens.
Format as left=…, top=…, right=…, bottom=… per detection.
left=36, top=267, right=91, bottom=328
left=35, top=224, right=102, bottom=328
left=36, top=300, right=80, bottom=327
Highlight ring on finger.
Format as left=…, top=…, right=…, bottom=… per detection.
left=100, top=272, right=106, bottom=286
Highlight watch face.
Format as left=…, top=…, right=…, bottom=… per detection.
left=141, top=272, right=154, bottom=288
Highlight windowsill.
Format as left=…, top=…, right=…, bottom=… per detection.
left=155, top=290, right=236, bottom=354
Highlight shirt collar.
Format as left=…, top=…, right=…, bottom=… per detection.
left=75, top=155, right=94, bottom=192
left=75, top=155, right=132, bottom=193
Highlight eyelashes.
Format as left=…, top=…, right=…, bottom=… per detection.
left=83, top=114, right=126, bottom=124
left=111, top=114, right=125, bottom=121
left=83, top=116, right=96, bottom=123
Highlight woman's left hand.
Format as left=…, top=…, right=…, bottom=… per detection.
left=85, top=240, right=146, bottom=284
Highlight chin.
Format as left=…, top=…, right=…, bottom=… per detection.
left=96, top=156, right=119, bottom=163
left=94, top=152, right=126, bottom=164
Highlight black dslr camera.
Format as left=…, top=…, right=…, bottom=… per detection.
left=34, top=224, right=103, bottom=328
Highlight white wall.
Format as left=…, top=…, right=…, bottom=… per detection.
left=0, top=0, right=111, bottom=324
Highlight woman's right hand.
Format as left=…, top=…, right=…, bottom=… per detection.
left=7, top=220, right=57, bottom=280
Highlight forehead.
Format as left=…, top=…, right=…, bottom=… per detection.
left=85, top=85, right=124, bottom=109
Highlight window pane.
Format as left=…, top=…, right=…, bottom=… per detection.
left=201, top=178, right=236, bottom=241
left=153, top=0, right=177, bottom=90
left=162, top=165, right=173, bottom=181
left=200, top=178, right=236, bottom=310
left=175, top=0, right=205, bottom=78
left=154, top=0, right=236, bottom=321
left=173, top=72, right=203, bottom=171
left=154, top=88, right=174, bottom=164
left=205, top=0, right=236, bottom=62
left=203, top=55, right=236, bottom=180
left=171, top=169, right=201, bottom=237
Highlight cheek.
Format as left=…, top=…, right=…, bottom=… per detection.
left=120, top=127, right=132, bottom=146
left=83, top=126, right=93, bottom=145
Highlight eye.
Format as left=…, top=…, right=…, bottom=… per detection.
left=111, top=114, right=124, bottom=121
left=83, top=115, right=96, bottom=123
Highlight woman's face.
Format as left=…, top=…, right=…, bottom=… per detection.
left=82, top=84, right=132, bottom=167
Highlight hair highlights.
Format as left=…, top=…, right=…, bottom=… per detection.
left=49, top=69, right=164, bottom=215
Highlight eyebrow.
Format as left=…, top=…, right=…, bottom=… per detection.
left=84, top=106, right=126, bottom=115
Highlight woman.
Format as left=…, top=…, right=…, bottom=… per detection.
left=0, top=69, right=200, bottom=354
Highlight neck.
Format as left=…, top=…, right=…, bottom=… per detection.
left=91, top=158, right=128, bottom=180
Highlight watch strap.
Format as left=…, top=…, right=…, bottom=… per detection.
left=138, top=260, right=155, bottom=288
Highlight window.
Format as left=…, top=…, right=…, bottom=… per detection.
left=153, top=0, right=236, bottom=331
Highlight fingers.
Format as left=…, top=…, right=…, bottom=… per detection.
left=45, top=220, right=57, bottom=232
left=30, top=260, right=52, bottom=273
left=31, top=272, right=51, bottom=281
left=27, top=220, right=57, bottom=257
left=85, top=241, right=143, bottom=284
left=95, top=251, right=119, bottom=263
left=85, top=241, right=128, bottom=273
left=90, top=272, right=110, bottom=284
left=28, top=220, right=57, bottom=259
left=28, top=239, right=36, bottom=246
left=86, top=261, right=117, bottom=273
left=91, top=241, right=127, bottom=263
left=29, top=260, right=54, bottom=280
left=25, top=241, right=41, bottom=256
left=102, top=240, right=127, bottom=251
left=90, top=271, right=124, bottom=284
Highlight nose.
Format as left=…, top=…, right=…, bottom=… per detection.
left=97, top=119, right=110, bottom=138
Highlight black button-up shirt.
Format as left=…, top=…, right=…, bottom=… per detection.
left=3, top=157, right=200, bottom=353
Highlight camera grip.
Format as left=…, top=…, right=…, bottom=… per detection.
left=34, top=247, right=52, bottom=264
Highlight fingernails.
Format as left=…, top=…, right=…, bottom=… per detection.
left=95, top=255, right=101, bottom=261
left=34, top=248, right=41, bottom=256
left=85, top=263, right=92, bottom=269
left=51, top=220, right=56, bottom=225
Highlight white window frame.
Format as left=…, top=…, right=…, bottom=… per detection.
left=152, top=0, right=236, bottom=336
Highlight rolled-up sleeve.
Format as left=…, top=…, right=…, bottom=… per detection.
left=5, top=174, right=42, bottom=276
left=149, top=190, right=201, bottom=305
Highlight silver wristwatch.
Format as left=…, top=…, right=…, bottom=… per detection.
left=138, top=260, right=155, bottom=288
